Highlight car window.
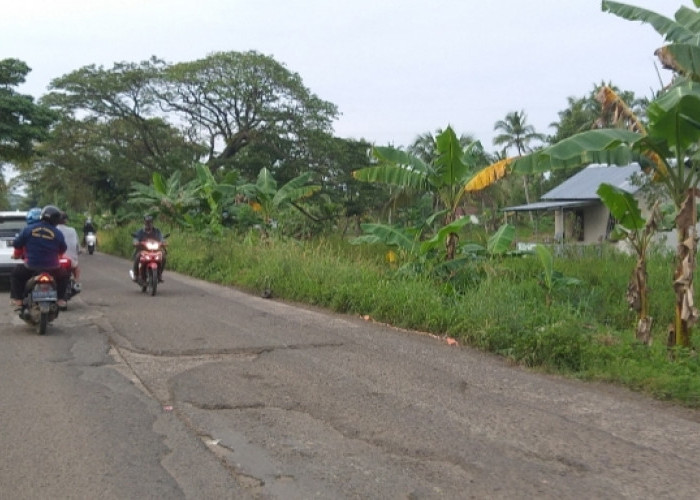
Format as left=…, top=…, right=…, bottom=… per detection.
left=0, top=217, right=27, bottom=238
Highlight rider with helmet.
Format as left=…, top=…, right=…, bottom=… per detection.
left=10, top=205, right=70, bottom=309
left=82, top=217, right=96, bottom=247
left=131, top=214, right=167, bottom=282
left=57, top=211, right=81, bottom=283
left=12, top=207, right=43, bottom=261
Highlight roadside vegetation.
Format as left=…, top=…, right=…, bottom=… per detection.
left=4, top=1, right=700, bottom=407
left=98, top=224, right=700, bottom=407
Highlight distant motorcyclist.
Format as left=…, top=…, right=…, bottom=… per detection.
left=10, top=205, right=69, bottom=309
left=82, top=217, right=96, bottom=246
left=131, top=214, right=166, bottom=282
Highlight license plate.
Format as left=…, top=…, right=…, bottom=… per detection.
left=32, top=289, right=57, bottom=301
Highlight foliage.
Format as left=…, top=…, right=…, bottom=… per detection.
left=156, top=50, right=338, bottom=171
left=534, top=244, right=582, bottom=307
left=97, top=227, right=700, bottom=406
left=0, top=59, right=57, bottom=164
left=239, top=167, right=321, bottom=234
left=353, top=126, right=486, bottom=260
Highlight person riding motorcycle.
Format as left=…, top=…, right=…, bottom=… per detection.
left=57, top=211, right=81, bottom=283
left=12, top=207, right=43, bottom=261
left=10, top=205, right=69, bottom=309
left=82, top=217, right=96, bottom=247
left=131, top=214, right=166, bottom=282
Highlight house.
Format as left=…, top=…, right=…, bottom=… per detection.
left=503, top=163, right=644, bottom=244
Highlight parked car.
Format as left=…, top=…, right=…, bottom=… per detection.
left=0, top=211, right=27, bottom=277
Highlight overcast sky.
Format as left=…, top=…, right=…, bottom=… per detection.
left=2, top=0, right=681, bottom=153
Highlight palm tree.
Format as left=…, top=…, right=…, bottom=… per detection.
left=493, top=111, right=546, bottom=222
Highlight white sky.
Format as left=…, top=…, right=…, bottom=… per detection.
left=2, top=0, right=681, bottom=153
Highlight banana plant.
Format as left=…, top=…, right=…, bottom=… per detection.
left=187, top=163, right=239, bottom=235
left=353, top=126, right=481, bottom=260
left=598, top=182, right=660, bottom=344
left=534, top=244, right=581, bottom=308
left=240, top=167, right=321, bottom=234
left=602, top=1, right=700, bottom=82
left=128, top=170, right=198, bottom=227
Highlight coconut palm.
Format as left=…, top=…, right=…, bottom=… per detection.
left=493, top=110, right=546, bottom=220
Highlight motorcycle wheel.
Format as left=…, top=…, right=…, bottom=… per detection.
left=147, top=268, right=157, bottom=296
left=88, top=246, right=94, bottom=255
left=38, top=312, right=48, bottom=335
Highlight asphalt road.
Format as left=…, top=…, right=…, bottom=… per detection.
left=1, top=251, right=699, bottom=499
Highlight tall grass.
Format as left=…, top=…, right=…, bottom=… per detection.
left=99, top=226, right=700, bottom=407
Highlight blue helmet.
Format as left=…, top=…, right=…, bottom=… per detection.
left=26, top=207, right=42, bottom=225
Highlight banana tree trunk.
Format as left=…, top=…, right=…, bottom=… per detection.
left=445, top=212, right=457, bottom=261
left=627, top=257, right=652, bottom=345
left=669, top=189, right=699, bottom=348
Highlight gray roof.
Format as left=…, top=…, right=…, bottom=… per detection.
left=503, top=200, right=596, bottom=212
left=541, top=162, right=641, bottom=201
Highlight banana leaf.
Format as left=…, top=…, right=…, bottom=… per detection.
left=350, top=223, right=418, bottom=253
left=419, top=216, right=474, bottom=255
left=273, top=171, right=320, bottom=208
left=511, top=129, right=641, bottom=174
left=464, top=158, right=513, bottom=192
left=647, top=80, right=700, bottom=150
left=352, top=147, right=429, bottom=191
left=596, top=182, right=645, bottom=231
left=657, top=44, right=700, bottom=78
left=487, top=223, right=515, bottom=255
left=602, top=1, right=697, bottom=44
left=434, top=127, right=470, bottom=189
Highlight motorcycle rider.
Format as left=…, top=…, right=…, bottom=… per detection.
left=11, top=207, right=43, bottom=261
left=82, top=217, right=96, bottom=247
left=10, top=205, right=69, bottom=309
left=57, top=211, right=81, bottom=283
left=131, top=214, right=166, bottom=282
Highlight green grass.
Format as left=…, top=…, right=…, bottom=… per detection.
left=99, top=225, right=700, bottom=407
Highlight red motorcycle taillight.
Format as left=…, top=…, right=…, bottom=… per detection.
left=37, top=274, right=53, bottom=284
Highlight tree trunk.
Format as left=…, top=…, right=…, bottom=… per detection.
left=669, top=189, right=699, bottom=348
left=627, top=258, right=652, bottom=345
left=522, top=175, right=534, bottom=225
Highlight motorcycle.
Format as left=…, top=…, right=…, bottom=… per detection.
left=129, top=234, right=168, bottom=296
left=85, top=232, right=96, bottom=255
left=58, top=254, right=81, bottom=302
left=19, top=271, right=60, bottom=335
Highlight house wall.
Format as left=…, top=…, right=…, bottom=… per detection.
left=553, top=204, right=609, bottom=244
left=582, top=204, right=609, bottom=244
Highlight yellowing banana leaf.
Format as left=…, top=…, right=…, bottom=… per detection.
left=464, top=158, right=513, bottom=192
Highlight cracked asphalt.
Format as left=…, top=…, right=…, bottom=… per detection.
left=1, top=251, right=700, bottom=499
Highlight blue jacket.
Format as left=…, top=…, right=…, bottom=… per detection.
left=13, top=221, right=67, bottom=270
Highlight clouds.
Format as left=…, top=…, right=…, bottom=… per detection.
left=2, top=0, right=678, bottom=149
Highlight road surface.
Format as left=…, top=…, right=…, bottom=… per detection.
left=1, top=251, right=699, bottom=499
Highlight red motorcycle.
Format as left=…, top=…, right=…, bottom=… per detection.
left=58, top=254, right=80, bottom=302
left=130, top=235, right=167, bottom=296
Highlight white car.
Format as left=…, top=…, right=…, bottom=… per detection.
left=0, top=211, right=27, bottom=277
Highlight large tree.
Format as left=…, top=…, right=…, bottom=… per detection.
left=0, top=59, right=56, bottom=163
left=155, top=51, right=339, bottom=174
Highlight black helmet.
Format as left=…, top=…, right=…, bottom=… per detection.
left=41, top=205, right=62, bottom=225
left=144, top=214, right=154, bottom=223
